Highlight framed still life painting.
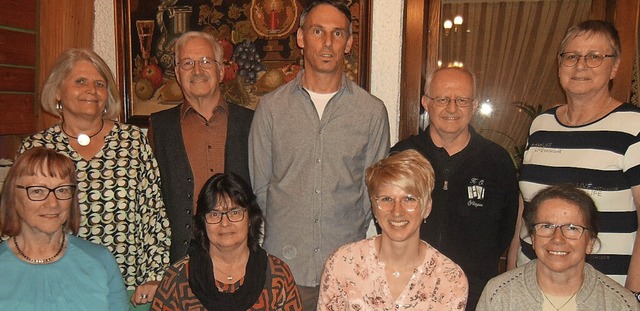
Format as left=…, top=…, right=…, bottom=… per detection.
left=115, top=0, right=371, bottom=126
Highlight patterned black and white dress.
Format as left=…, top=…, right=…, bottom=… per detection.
left=20, top=122, right=171, bottom=289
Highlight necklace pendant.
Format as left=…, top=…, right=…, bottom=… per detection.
left=392, top=271, right=400, bottom=278
left=77, top=134, right=91, bottom=146
left=226, top=275, right=233, bottom=281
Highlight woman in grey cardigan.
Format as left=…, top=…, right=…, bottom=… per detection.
left=477, top=185, right=638, bottom=310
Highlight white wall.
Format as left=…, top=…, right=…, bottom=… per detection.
left=93, top=0, right=404, bottom=143
left=370, top=0, right=403, bottom=145
left=94, top=1, right=117, bottom=80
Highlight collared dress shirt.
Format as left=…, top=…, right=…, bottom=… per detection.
left=178, top=100, right=228, bottom=210
left=249, top=71, right=390, bottom=286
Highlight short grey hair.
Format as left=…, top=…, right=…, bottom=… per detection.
left=424, top=67, right=478, bottom=99
left=174, top=31, right=224, bottom=65
left=559, top=20, right=621, bottom=59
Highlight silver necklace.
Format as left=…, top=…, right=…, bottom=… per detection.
left=378, top=237, right=416, bottom=279
left=542, top=290, right=577, bottom=311
left=13, top=234, right=66, bottom=264
left=61, top=119, right=104, bottom=146
left=564, top=96, right=612, bottom=126
left=213, top=254, right=249, bottom=281
left=214, top=266, right=234, bottom=281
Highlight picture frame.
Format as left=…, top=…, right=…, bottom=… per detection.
left=115, top=0, right=371, bottom=126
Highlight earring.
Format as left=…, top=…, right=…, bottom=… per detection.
left=56, top=101, right=62, bottom=111
left=103, top=106, right=108, bottom=115
left=423, top=218, right=427, bottom=224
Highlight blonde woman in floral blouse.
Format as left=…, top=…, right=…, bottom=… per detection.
left=318, top=150, right=468, bottom=310
left=19, top=49, right=170, bottom=308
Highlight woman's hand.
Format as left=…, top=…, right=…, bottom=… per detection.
left=130, top=281, right=160, bottom=306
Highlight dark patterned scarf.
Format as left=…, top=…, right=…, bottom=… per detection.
left=188, top=246, right=268, bottom=311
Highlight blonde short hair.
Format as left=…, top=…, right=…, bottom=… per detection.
left=41, top=49, right=121, bottom=120
left=365, top=149, right=435, bottom=213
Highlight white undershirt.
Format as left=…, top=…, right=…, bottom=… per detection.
left=306, top=88, right=338, bottom=120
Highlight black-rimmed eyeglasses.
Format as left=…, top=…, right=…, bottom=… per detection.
left=205, top=208, right=247, bottom=224
left=16, top=185, right=76, bottom=201
left=175, top=57, right=219, bottom=70
left=559, top=52, right=616, bottom=68
left=426, top=96, right=474, bottom=108
left=533, top=223, right=589, bottom=240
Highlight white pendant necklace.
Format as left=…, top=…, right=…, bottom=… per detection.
left=62, top=120, right=104, bottom=146
left=392, top=271, right=400, bottom=278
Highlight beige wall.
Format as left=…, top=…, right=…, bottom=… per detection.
left=93, top=0, right=404, bottom=144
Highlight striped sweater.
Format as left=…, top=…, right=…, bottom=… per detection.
left=517, top=102, right=640, bottom=286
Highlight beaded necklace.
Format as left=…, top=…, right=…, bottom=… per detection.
left=13, top=234, right=66, bottom=264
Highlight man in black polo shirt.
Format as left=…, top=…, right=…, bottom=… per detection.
left=392, top=67, right=519, bottom=310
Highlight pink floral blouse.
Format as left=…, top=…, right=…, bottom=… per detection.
left=318, top=236, right=468, bottom=310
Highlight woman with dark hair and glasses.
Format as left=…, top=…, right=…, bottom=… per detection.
left=480, top=184, right=637, bottom=310
left=152, top=173, right=302, bottom=310
left=318, top=150, right=468, bottom=310
left=0, top=147, right=126, bottom=310
left=510, top=20, right=640, bottom=295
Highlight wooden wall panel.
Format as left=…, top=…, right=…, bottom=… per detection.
left=0, top=67, right=35, bottom=92
left=38, top=0, right=94, bottom=130
left=0, top=29, right=37, bottom=66
left=399, top=0, right=430, bottom=140
left=611, top=0, right=639, bottom=102
left=0, top=1, right=37, bottom=137
left=0, top=0, right=37, bottom=30
left=0, top=94, right=35, bottom=134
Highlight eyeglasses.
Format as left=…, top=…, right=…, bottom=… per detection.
left=426, top=96, right=474, bottom=108
left=175, top=57, right=219, bottom=70
left=373, top=195, right=420, bottom=212
left=533, top=223, right=589, bottom=240
left=559, top=52, right=616, bottom=68
left=205, top=208, right=247, bottom=224
left=16, top=185, right=76, bottom=201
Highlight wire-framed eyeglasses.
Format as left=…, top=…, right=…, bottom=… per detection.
left=205, top=208, right=247, bottom=224
left=16, top=185, right=76, bottom=201
left=426, top=96, right=474, bottom=108
left=373, top=195, right=421, bottom=212
left=559, top=52, right=616, bottom=68
left=533, top=223, right=589, bottom=240
left=175, top=57, right=219, bottom=70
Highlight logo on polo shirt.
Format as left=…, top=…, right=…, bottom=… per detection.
left=467, top=178, right=485, bottom=207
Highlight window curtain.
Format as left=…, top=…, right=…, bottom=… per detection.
left=439, top=0, right=592, bottom=161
